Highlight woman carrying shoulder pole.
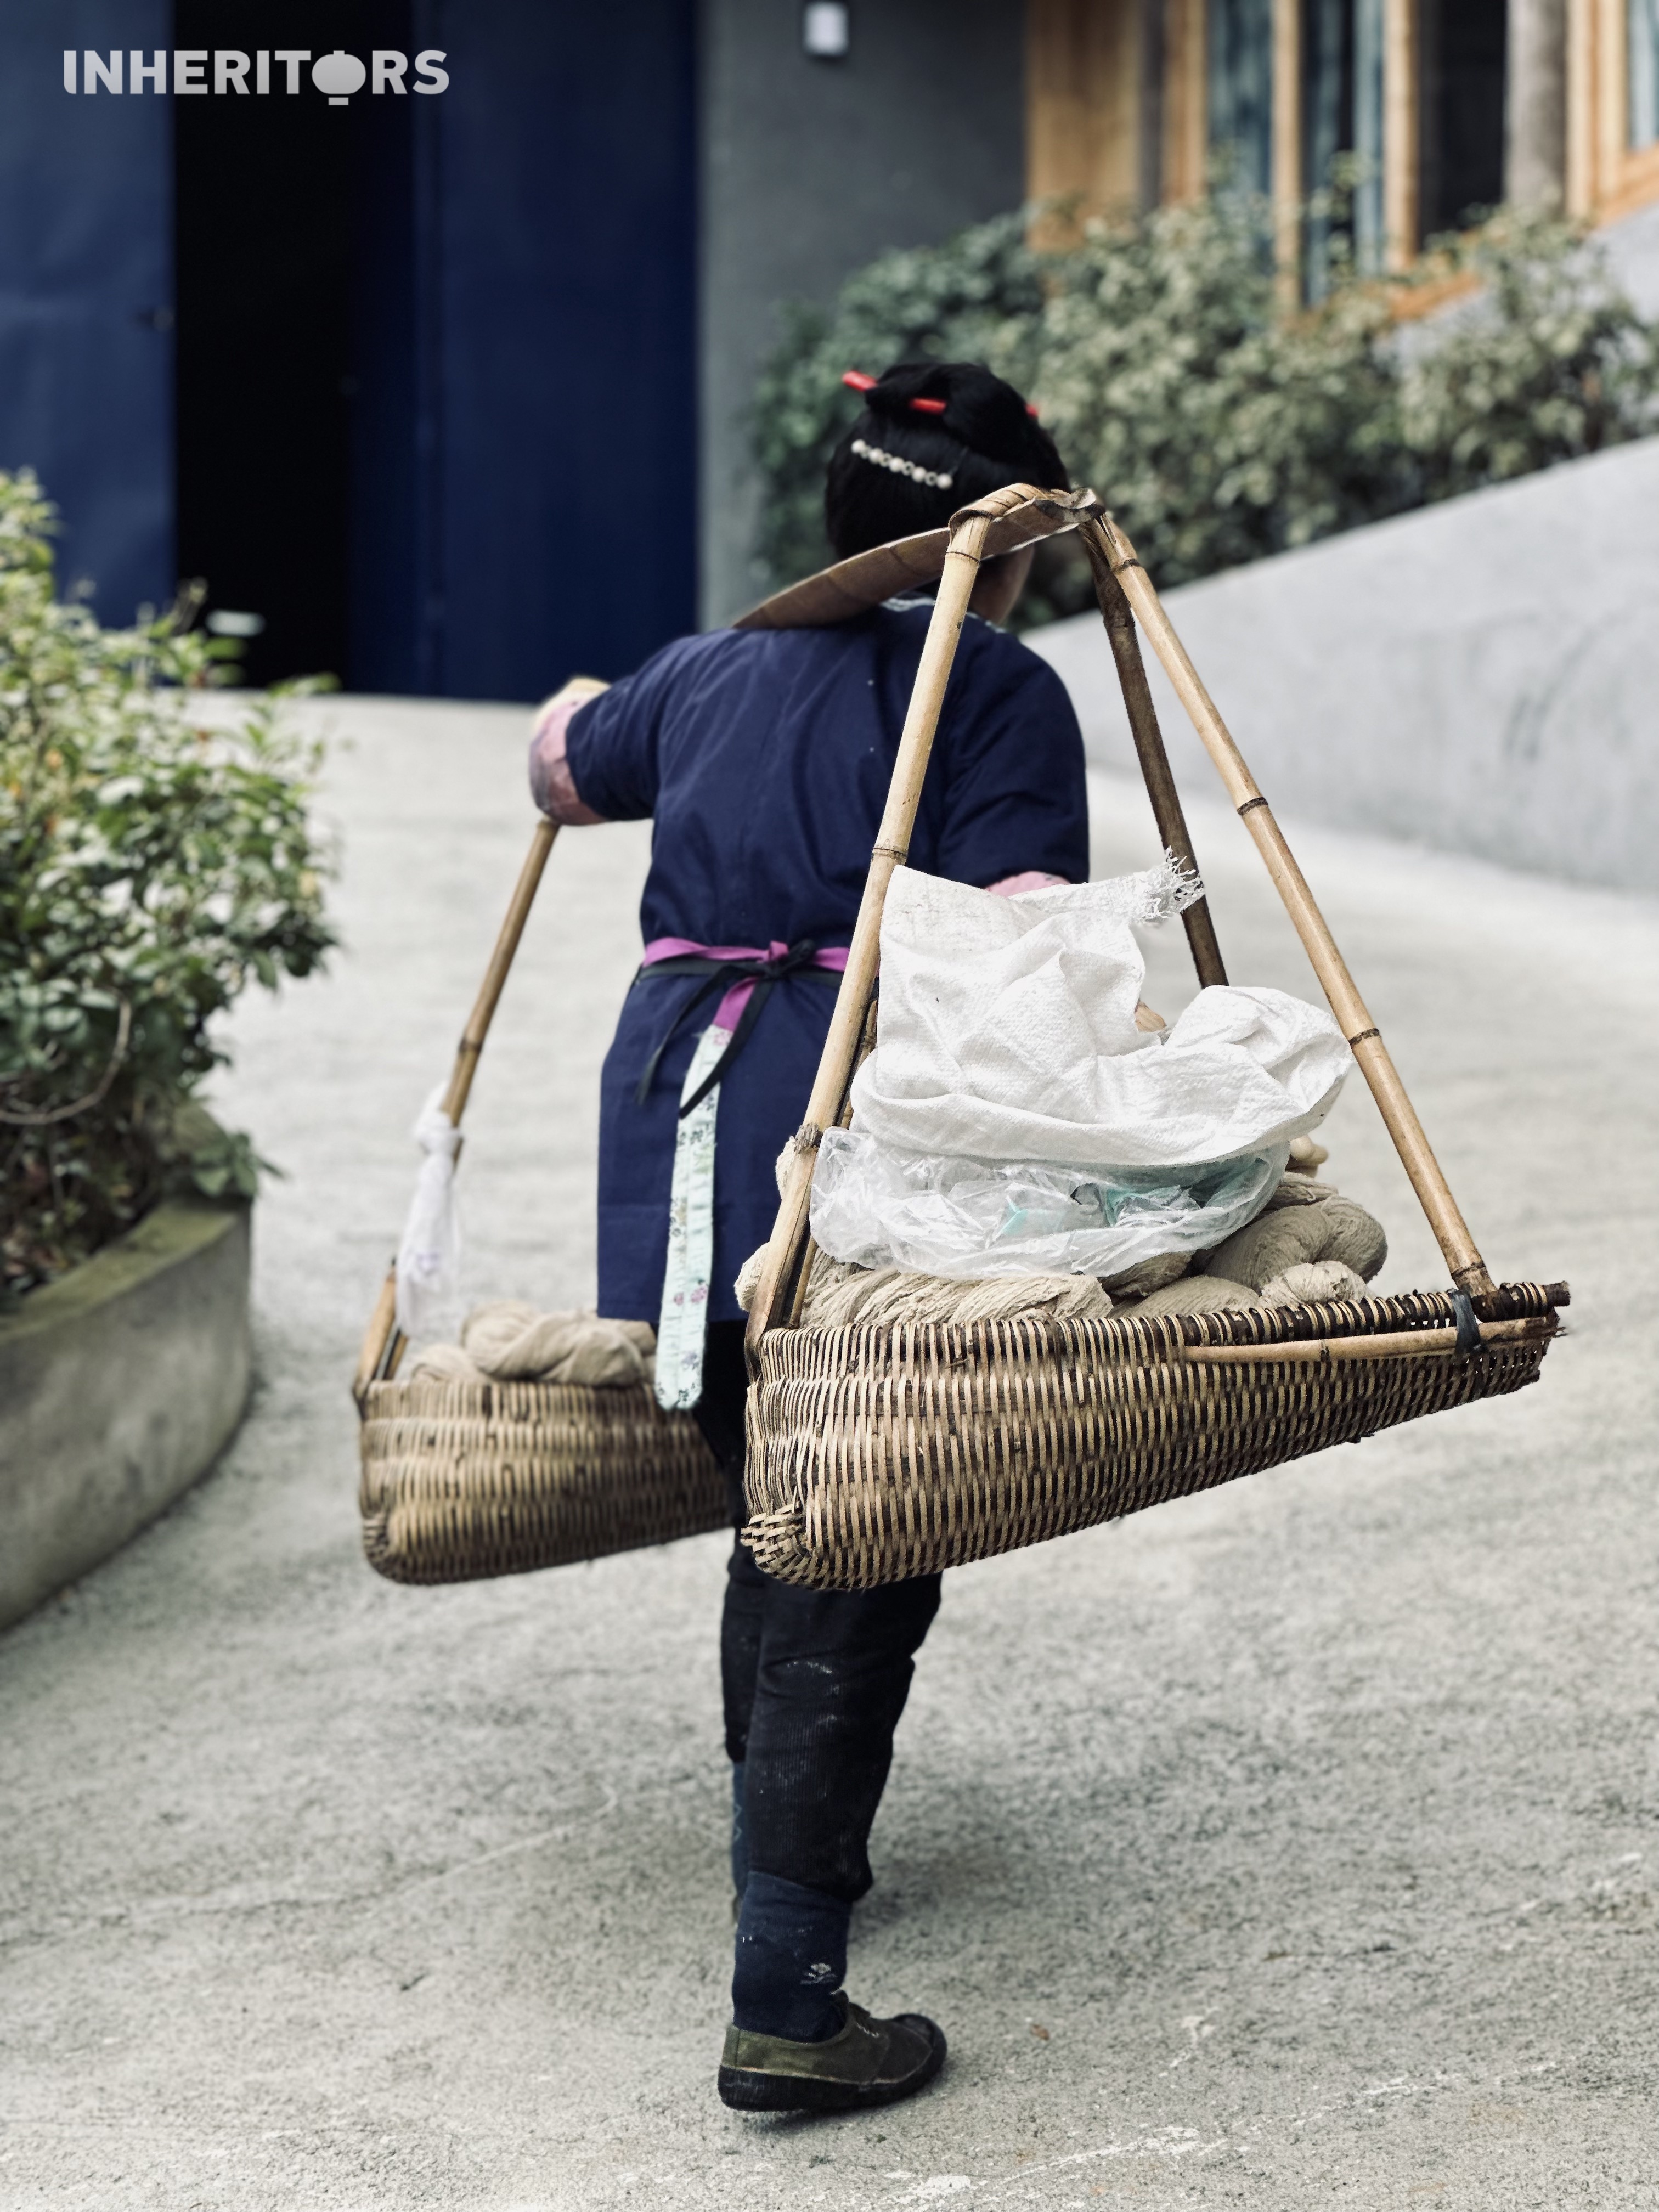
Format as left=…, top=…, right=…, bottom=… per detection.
left=529, top=360, right=1089, bottom=2113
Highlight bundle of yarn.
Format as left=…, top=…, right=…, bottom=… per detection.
left=803, top=1255, right=1115, bottom=1329
left=408, top=1301, right=656, bottom=1389
left=1134, top=1171, right=1386, bottom=1315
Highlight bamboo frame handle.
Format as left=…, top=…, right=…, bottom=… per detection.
left=443, top=817, right=559, bottom=1123
left=352, top=1264, right=400, bottom=1399
left=355, top=674, right=612, bottom=1403
left=1079, top=517, right=1228, bottom=990
left=1176, top=1314, right=1557, bottom=1365
left=353, top=818, right=561, bottom=1397
left=743, top=487, right=1048, bottom=1358
left=1093, top=516, right=1498, bottom=1307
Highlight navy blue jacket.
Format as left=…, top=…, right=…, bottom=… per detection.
left=567, top=603, right=1090, bottom=1324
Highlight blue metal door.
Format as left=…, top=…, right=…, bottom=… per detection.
left=353, top=0, right=699, bottom=699
left=0, top=1, right=174, bottom=623
left=0, top=1, right=697, bottom=692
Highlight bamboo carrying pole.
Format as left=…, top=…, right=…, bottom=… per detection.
left=352, top=674, right=613, bottom=1400
left=1092, top=515, right=1499, bottom=1307
left=1079, top=520, right=1228, bottom=990
left=743, top=487, right=1060, bottom=1356
left=441, top=817, right=560, bottom=1126
left=353, top=816, right=562, bottom=1395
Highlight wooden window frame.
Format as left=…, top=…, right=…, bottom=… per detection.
left=1034, top=0, right=1659, bottom=284
left=1381, top=0, right=1418, bottom=268
left=1163, top=0, right=1210, bottom=199
left=1211, top=0, right=1419, bottom=291
left=1568, top=0, right=1659, bottom=218
left=1027, top=0, right=1150, bottom=235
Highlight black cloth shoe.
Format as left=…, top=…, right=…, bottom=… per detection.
left=718, top=1993, right=946, bottom=2113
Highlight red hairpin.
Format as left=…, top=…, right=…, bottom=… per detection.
left=843, top=368, right=1039, bottom=420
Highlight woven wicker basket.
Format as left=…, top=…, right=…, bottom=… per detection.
left=358, top=1373, right=725, bottom=1585
left=743, top=1284, right=1562, bottom=1589
left=737, top=489, right=1568, bottom=1589
left=353, top=676, right=735, bottom=1589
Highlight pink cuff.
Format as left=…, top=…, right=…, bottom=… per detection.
left=529, top=695, right=607, bottom=826
left=987, top=870, right=1070, bottom=897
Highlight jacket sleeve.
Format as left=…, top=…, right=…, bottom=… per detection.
left=561, top=636, right=702, bottom=822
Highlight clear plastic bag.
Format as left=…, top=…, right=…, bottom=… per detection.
left=810, top=1127, right=1288, bottom=1282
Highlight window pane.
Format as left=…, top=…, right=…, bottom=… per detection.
left=1422, top=0, right=1506, bottom=229
left=1302, top=0, right=1354, bottom=297
left=1209, top=0, right=1274, bottom=195
left=1633, top=0, right=1659, bottom=148
left=1353, top=0, right=1385, bottom=270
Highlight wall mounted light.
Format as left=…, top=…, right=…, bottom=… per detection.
left=803, top=3, right=850, bottom=59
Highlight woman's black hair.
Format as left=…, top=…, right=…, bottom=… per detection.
left=824, top=359, right=1069, bottom=561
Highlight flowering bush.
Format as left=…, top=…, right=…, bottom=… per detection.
left=751, top=199, right=1659, bottom=620
left=0, top=471, right=336, bottom=1297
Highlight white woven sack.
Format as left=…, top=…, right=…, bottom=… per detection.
left=847, top=865, right=1351, bottom=1170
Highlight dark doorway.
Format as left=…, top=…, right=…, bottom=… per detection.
left=173, top=1, right=371, bottom=685
left=1419, top=0, right=1508, bottom=237
left=171, top=0, right=698, bottom=700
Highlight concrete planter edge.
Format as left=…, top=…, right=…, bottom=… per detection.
left=0, top=1198, right=253, bottom=1633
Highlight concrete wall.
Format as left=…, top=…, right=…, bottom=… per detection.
left=1603, top=196, right=1659, bottom=318
left=1026, top=435, right=1659, bottom=894
left=1, top=1200, right=251, bottom=1631
left=699, top=0, right=1026, bottom=624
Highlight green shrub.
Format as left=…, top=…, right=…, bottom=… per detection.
left=750, top=197, right=1659, bottom=618
left=1396, top=207, right=1658, bottom=494
left=0, top=471, right=336, bottom=1299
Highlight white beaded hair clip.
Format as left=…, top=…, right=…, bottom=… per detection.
left=850, top=437, right=953, bottom=490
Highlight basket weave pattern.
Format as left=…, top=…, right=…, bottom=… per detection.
left=359, top=1376, right=726, bottom=1584
left=744, top=1284, right=1561, bottom=1589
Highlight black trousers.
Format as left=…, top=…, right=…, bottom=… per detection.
left=696, top=1321, right=941, bottom=1904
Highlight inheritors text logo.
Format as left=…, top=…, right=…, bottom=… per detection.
left=63, top=50, right=449, bottom=103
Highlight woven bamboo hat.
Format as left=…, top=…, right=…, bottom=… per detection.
left=731, top=486, right=1101, bottom=631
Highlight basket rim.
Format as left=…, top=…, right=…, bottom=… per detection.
left=754, top=1277, right=1568, bottom=1367
left=360, top=1374, right=676, bottom=1414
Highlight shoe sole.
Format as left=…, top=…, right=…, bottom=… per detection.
left=717, top=2024, right=946, bottom=2113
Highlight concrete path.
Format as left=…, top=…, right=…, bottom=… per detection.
left=3, top=696, right=1655, bottom=2211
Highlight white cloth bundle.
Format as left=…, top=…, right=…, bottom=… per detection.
left=812, top=864, right=1352, bottom=1279
left=849, top=865, right=1351, bottom=1168
left=395, top=1087, right=462, bottom=1340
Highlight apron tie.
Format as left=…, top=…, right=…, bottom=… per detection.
left=634, top=937, right=847, bottom=1413
left=635, top=938, right=849, bottom=1117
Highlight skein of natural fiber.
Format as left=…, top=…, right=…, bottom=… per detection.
left=1259, top=1259, right=1369, bottom=1307
left=408, top=1301, right=656, bottom=1388
left=734, top=1244, right=1114, bottom=1328
left=1128, top=1274, right=1263, bottom=1319
left=1197, top=1180, right=1386, bottom=1291
left=1099, top=1250, right=1191, bottom=1299
left=805, top=1253, right=1114, bottom=1327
